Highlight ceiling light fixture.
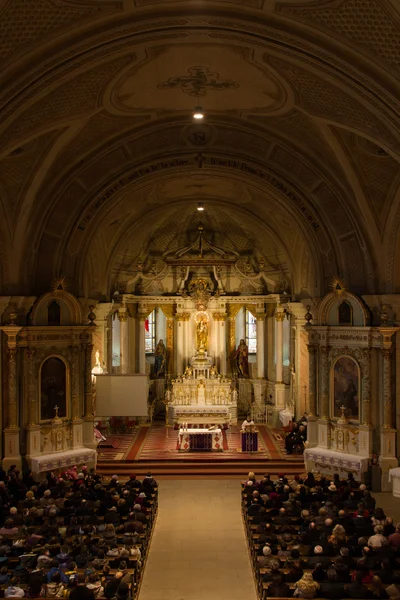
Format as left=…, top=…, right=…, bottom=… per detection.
left=193, top=105, right=204, bottom=120
left=197, top=202, right=205, bottom=211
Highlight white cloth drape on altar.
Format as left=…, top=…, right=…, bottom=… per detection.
left=178, top=428, right=223, bottom=451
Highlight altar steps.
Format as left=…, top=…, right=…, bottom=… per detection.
left=96, top=458, right=305, bottom=479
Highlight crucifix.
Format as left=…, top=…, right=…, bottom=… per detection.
left=54, top=405, right=59, bottom=418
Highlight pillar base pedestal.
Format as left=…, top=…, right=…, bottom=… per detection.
left=306, top=415, right=318, bottom=448
left=71, top=419, right=83, bottom=449
left=379, top=428, right=397, bottom=491
left=274, top=382, right=286, bottom=410
left=2, top=427, right=22, bottom=471
left=83, top=416, right=96, bottom=449
left=25, top=424, right=42, bottom=459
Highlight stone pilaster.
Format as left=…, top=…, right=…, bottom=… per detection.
left=306, top=344, right=318, bottom=447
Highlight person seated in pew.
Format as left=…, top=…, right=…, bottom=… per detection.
left=285, top=560, right=304, bottom=583
left=257, top=545, right=280, bottom=568
left=45, top=571, right=65, bottom=598
left=261, top=560, right=282, bottom=583
left=305, top=545, right=332, bottom=569
left=344, top=569, right=373, bottom=599
left=370, top=576, right=389, bottom=600
left=293, top=571, right=320, bottom=598
left=318, top=566, right=346, bottom=599
left=86, top=572, right=104, bottom=598
left=266, top=572, right=293, bottom=598
left=4, top=576, right=25, bottom=598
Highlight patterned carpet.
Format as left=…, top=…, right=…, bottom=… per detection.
left=97, top=424, right=303, bottom=462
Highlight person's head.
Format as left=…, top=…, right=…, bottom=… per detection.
left=325, top=565, right=337, bottom=579
left=116, top=583, right=130, bottom=600
left=89, top=573, right=99, bottom=584
left=69, top=587, right=95, bottom=600
left=272, top=573, right=284, bottom=585
left=262, top=546, right=271, bottom=556
left=314, top=545, right=323, bottom=555
left=340, top=547, right=349, bottom=557
left=354, top=571, right=364, bottom=583
left=290, top=549, right=300, bottom=559
left=51, top=572, right=61, bottom=584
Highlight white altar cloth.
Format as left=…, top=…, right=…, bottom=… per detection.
left=178, top=428, right=223, bottom=451
left=30, top=448, right=97, bottom=474
left=304, top=447, right=369, bottom=480
left=389, top=467, right=400, bottom=497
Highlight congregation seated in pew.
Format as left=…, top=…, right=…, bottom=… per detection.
left=242, top=470, right=400, bottom=600
left=0, top=466, right=158, bottom=599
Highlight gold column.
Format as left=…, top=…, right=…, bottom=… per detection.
left=361, top=347, right=372, bottom=426
left=320, top=346, right=330, bottom=419
left=381, top=347, right=393, bottom=428
left=307, top=344, right=317, bottom=417
left=84, top=343, right=93, bottom=417
left=27, top=348, right=37, bottom=426
left=70, top=346, right=80, bottom=420
left=7, top=347, right=18, bottom=428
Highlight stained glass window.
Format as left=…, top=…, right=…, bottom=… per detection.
left=245, top=309, right=257, bottom=354
left=145, top=310, right=156, bottom=354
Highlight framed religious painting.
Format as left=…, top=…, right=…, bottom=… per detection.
left=40, top=356, right=68, bottom=421
left=331, top=356, right=360, bottom=421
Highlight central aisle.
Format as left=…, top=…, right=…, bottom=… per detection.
left=139, top=480, right=257, bottom=600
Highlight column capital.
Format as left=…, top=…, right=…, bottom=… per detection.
left=118, top=311, right=128, bottom=323
left=212, top=312, right=227, bottom=321
left=381, top=347, right=393, bottom=358
left=256, top=313, right=266, bottom=321
left=275, top=311, right=286, bottom=322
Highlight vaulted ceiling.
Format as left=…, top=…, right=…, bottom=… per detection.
left=1, top=0, right=400, bottom=300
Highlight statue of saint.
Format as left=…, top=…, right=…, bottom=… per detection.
left=235, top=339, right=249, bottom=378
left=196, top=319, right=208, bottom=353
left=154, top=339, right=167, bottom=378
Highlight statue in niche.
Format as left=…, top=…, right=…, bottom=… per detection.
left=154, top=339, right=167, bottom=378
left=333, top=357, right=359, bottom=420
left=235, top=339, right=249, bottom=378
left=196, top=318, right=208, bottom=354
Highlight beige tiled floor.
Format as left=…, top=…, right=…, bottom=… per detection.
left=139, top=480, right=257, bottom=600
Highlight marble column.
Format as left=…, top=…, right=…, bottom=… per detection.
left=306, top=343, right=318, bottom=448
left=379, top=346, right=397, bottom=491
left=166, top=318, right=174, bottom=376
left=362, top=348, right=372, bottom=427
left=382, top=348, right=393, bottom=429
left=359, top=347, right=373, bottom=458
left=138, top=316, right=146, bottom=374
left=3, top=343, right=22, bottom=470
left=274, top=309, right=286, bottom=409
left=307, top=344, right=317, bottom=416
left=25, top=346, right=41, bottom=459
left=83, top=343, right=96, bottom=448
left=70, top=345, right=83, bottom=448
left=84, top=343, right=94, bottom=417
left=275, top=311, right=284, bottom=383
left=220, top=314, right=227, bottom=376
left=256, top=314, right=265, bottom=379
left=27, top=348, right=37, bottom=426
left=320, top=346, right=330, bottom=419
left=318, top=345, right=330, bottom=448
left=118, top=311, right=129, bottom=374
left=176, top=315, right=185, bottom=376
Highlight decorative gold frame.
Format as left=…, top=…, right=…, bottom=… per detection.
left=330, top=355, right=361, bottom=423
left=39, top=354, right=70, bottom=423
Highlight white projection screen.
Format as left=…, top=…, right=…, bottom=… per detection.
left=95, top=375, right=148, bottom=417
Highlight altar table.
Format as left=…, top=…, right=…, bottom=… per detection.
left=178, top=428, right=223, bottom=451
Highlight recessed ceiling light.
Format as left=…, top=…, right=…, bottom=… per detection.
left=197, top=202, right=205, bottom=211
